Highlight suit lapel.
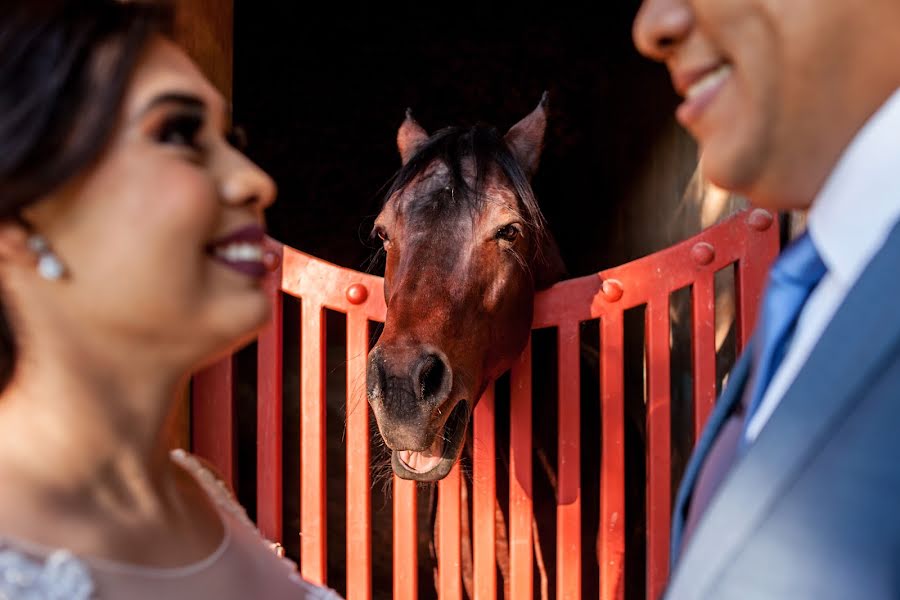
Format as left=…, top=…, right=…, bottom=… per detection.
left=667, top=220, right=900, bottom=598
left=670, top=347, right=753, bottom=564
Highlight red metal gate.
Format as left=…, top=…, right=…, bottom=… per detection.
left=192, top=208, right=779, bottom=600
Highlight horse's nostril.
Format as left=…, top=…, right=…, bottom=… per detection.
left=415, top=352, right=451, bottom=405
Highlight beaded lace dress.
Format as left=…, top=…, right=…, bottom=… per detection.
left=0, top=449, right=342, bottom=600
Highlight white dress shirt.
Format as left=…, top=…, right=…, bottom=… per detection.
left=744, top=87, right=900, bottom=442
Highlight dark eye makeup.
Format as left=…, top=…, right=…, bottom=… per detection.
left=156, top=111, right=204, bottom=151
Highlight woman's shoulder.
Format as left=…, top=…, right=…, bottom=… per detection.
left=169, top=449, right=344, bottom=600
left=0, top=541, right=95, bottom=600
left=169, top=449, right=282, bottom=552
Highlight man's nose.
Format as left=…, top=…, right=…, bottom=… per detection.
left=632, top=0, right=693, bottom=62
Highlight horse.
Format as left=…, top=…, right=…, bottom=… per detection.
left=365, top=93, right=565, bottom=483
left=366, top=95, right=567, bottom=596
left=365, top=95, right=630, bottom=598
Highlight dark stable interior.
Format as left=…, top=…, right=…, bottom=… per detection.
left=232, top=2, right=696, bottom=598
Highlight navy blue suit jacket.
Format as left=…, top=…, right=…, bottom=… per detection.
left=665, top=219, right=900, bottom=599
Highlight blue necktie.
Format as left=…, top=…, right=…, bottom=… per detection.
left=742, top=231, right=827, bottom=439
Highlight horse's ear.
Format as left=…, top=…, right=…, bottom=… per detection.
left=398, top=108, right=429, bottom=165
left=504, top=91, right=549, bottom=179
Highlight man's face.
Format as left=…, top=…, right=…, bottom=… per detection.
left=633, top=0, right=899, bottom=210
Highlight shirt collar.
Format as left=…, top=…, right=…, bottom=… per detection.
left=808, top=87, right=900, bottom=285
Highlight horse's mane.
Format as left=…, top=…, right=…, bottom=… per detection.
left=384, top=124, right=550, bottom=247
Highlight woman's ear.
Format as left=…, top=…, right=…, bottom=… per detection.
left=0, top=220, right=34, bottom=266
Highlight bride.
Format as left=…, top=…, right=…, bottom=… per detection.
left=0, top=1, right=339, bottom=598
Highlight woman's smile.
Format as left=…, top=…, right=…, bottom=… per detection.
left=206, top=223, right=267, bottom=278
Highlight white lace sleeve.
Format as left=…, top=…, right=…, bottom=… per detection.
left=0, top=545, right=95, bottom=600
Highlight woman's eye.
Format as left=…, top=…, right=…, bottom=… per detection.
left=227, top=125, right=248, bottom=151
left=496, top=224, right=520, bottom=242
left=157, top=114, right=204, bottom=150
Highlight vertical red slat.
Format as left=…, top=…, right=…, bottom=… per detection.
left=600, top=315, right=625, bottom=600
left=393, top=477, right=418, bottom=600
left=256, top=266, right=283, bottom=541
left=474, top=385, right=497, bottom=599
left=300, top=299, right=327, bottom=584
left=346, top=314, right=371, bottom=600
left=691, top=272, right=717, bottom=439
left=192, top=356, right=234, bottom=488
left=736, top=214, right=780, bottom=350
left=646, top=296, right=671, bottom=600
left=439, top=464, right=463, bottom=600
left=509, top=344, right=533, bottom=600
left=557, top=321, right=581, bottom=600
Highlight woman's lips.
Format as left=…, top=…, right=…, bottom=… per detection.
left=675, top=63, right=732, bottom=129
left=207, top=224, right=267, bottom=278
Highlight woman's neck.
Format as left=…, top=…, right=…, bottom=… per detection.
left=0, top=352, right=228, bottom=567
left=0, top=348, right=186, bottom=509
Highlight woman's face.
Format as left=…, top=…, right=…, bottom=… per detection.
left=21, top=37, right=277, bottom=368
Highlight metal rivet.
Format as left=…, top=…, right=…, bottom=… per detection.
left=748, top=208, right=774, bottom=231
left=601, top=278, right=623, bottom=302
left=691, top=242, right=715, bottom=265
left=346, top=283, right=369, bottom=305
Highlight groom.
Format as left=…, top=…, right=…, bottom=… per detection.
left=633, top=1, right=900, bottom=598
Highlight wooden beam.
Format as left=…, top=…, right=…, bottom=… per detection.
left=168, top=0, right=234, bottom=452
left=173, top=1, right=234, bottom=98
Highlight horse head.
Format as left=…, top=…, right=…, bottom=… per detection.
left=366, top=94, right=566, bottom=481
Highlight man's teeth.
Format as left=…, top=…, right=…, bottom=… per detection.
left=686, top=64, right=732, bottom=100
left=214, top=243, right=263, bottom=262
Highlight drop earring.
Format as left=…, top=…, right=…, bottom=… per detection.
left=26, top=234, right=65, bottom=281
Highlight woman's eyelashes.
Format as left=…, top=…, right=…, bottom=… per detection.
left=226, top=125, right=248, bottom=152
left=156, top=111, right=205, bottom=154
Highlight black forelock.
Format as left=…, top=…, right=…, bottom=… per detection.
left=384, top=124, right=549, bottom=245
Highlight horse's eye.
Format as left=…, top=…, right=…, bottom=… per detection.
left=373, top=227, right=390, bottom=245
left=495, top=224, right=520, bottom=242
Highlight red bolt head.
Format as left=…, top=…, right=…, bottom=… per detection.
left=601, top=278, right=624, bottom=302
left=263, top=250, right=281, bottom=272
left=748, top=208, right=774, bottom=231
left=346, top=283, right=369, bottom=305
left=691, top=242, right=715, bottom=265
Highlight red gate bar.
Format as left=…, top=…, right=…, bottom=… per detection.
left=691, top=271, right=717, bottom=441
left=599, top=314, right=625, bottom=600
left=645, top=296, right=672, bottom=600
left=257, top=246, right=284, bottom=542
left=473, top=384, right=497, bottom=599
left=735, top=209, right=780, bottom=349
left=346, top=313, right=372, bottom=600
left=439, top=465, right=463, bottom=599
left=393, top=477, right=418, bottom=600
left=557, top=320, right=582, bottom=600
left=301, top=299, right=327, bottom=584
left=509, top=344, right=534, bottom=600
left=192, top=356, right=234, bottom=488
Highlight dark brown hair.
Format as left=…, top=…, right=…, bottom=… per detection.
left=0, top=0, right=173, bottom=388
